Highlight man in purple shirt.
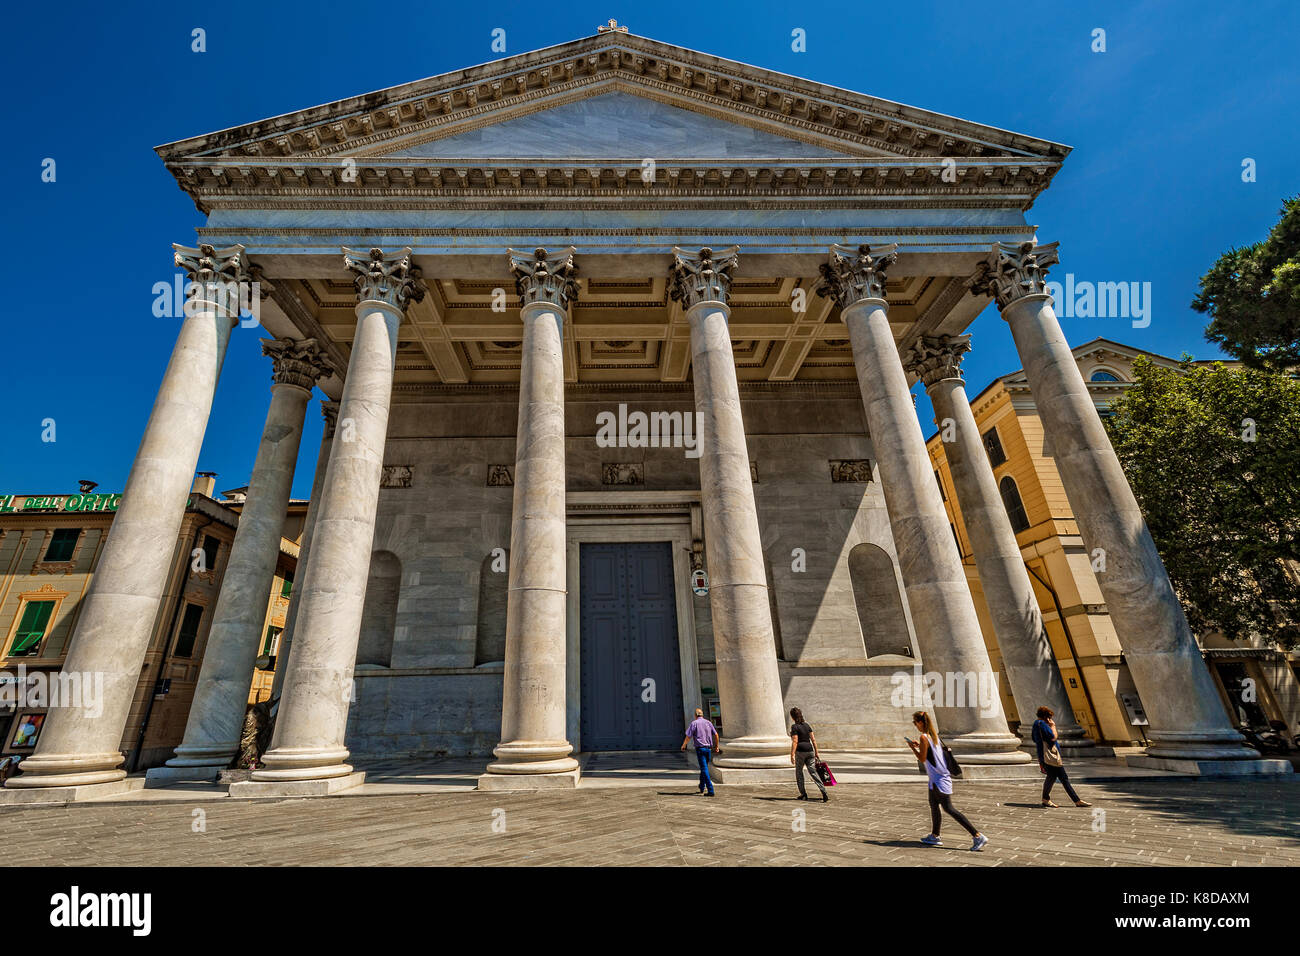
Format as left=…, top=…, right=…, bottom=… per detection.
left=681, top=708, right=720, bottom=796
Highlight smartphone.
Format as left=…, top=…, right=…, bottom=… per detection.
left=904, top=736, right=916, bottom=745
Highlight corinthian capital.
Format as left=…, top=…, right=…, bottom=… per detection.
left=343, top=246, right=426, bottom=311
left=261, top=337, right=336, bottom=391
left=669, top=246, right=740, bottom=309
left=174, top=243, right=256, bottom=317
left=173, top=243, right=253, bottom=286
left=904, top=334, right=972, bottom=390
left=507, top=247, right=579, bottom=310
left=969, top=241, right=1060, bottom=310
left=814, top=243, right=897, bottom=310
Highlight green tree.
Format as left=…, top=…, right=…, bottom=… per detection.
left=1104, top=357, right=1300, bottom=647
left=1193, top=196, right=1300, bottom=371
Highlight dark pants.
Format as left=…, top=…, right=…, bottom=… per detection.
left=696, top=746, right=714, bottom=794
left=1042, top=764, right=1080, bottom=803
left=928, top=787, right=979, bottom=837
left=795, top=752, right=826, bottom=798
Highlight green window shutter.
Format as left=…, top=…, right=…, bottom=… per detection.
left=45, top=528, right=79, bottom=562
left=281, top=572, right=293, bottom=598
left=11, top=601, right=55, bottom=655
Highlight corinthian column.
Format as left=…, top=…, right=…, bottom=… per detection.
left=971, top=242, right=1259, bottom=765
left=817, top=244, right=1025, bottom=763
left=670, top=246, right=789, bottom=775
left=5, top=244, right=251, bottom=796
left=905, top=334, right=1090, bottom=750
left=270, top=400, right=338, bottom=703
left=153, top=338, right=334, bottom=778
left=479, top=248, right=581, bottom=790
left=233, top=248, right=424, bottom=797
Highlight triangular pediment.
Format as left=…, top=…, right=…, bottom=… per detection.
left=157, top=30, right=1069, bottom=210
left=375, top=91, right=859, bottom=160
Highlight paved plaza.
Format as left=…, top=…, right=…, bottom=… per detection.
left=2, top=757, right=1295, bottom=866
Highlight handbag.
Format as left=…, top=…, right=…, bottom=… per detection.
left=1043, top=742, right=1063, bottom=768
left=1038, top=721, right=1063, bottom=768
left=925, top=739, right=962, bottom=778
left=814, top=759, right=836, bottom=786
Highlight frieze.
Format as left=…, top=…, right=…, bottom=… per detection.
left=380, top=465, right=414, bottom=489
left=601, top=462, right=645, bottom=485
left=486, top=464, right=514, bottom=487
left=828, top=459, right=874, bottom=483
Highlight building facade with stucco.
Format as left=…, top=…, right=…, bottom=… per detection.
left=3, top=26, right=1280, bottom=802
left=0, top=477, right=300, bottom=773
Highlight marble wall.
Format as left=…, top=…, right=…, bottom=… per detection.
left=344, top=386, right=926, bottom=756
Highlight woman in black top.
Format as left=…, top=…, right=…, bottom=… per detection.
left=789, top=707, right=828, bottom=801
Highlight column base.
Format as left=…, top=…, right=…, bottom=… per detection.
left=484, top=739, right=580, bottom=777
left=163, top=743, right=238, bottom=769
left=252, top=746, right=353, bottom=781
left=1124, top=756, right=1293, bottom=776
left=2, top=751, right=127, bottom=789
left=228, top=771, right=366, bottom=799
left=710, top=735, right=791, bottom=770
left=945, top=731, right=1032, bottom=765
left=145, top=764, right=222, bottom=785
left=0, top=777, right=144, bottom=805
left=1139, top=729, right=1260, bottom=761
left=476, top=768, right=581, bottom=792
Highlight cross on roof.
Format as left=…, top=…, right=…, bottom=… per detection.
left=597, top=19, right=628, bottom=34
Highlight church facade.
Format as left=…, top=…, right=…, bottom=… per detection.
left=3, top=27, right=1271, bottom=800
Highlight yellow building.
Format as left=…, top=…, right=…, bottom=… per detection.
left=927, top=338, right=1300, bottom=748
left=0, top=474, right=304, bottom=769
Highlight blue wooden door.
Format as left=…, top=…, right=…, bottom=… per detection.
left=579, top=542, right=684, bottom=750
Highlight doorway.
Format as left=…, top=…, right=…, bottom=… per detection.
left=579, top=541, right=685, bottom=750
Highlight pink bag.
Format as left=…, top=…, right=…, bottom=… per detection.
left=815, top=760, right=837, bottom=786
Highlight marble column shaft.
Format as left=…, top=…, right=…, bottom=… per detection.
left=485, top=248, right=580, bottom=778
left=972, top=241, right=1255, bottom=760
left=253, top=248, right=423, bottom=782
left=818, top=244, right=1025, bottom=762
left=672, top=247, right=789, bottom=769
left=165, top=339, right=333, bottom=768
left=910, top=334, right=1088, bottom=747
left=7, top=244, right=249, bottom=789
left=270, top=400, right=338, bottom=703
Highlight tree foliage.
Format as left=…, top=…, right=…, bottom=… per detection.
left=1193, top=196, right=1300, bottom=371
left=1104, top=357, right=1300, bottom=647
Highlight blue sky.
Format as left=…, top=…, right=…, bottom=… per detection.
left=1, top=0, right=1296, bottom=497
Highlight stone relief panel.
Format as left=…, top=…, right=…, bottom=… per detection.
left=381, top=465, right=414, bottom=488
left=601, top=462, right=645, bottom=485
left=486, top=464, right=514, bottom=486
left=828, top=459, right=874, bottom=483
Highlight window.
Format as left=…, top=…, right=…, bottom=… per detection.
left=9, top=601, right=55, bottom=657
left=934, top=470, right=946, bottom=500
left=1090, top=369, right=1121, bottom=382
left=173, top=603, right=205, bottom=658
left=201, top=535, right=220, bottom=573
left=999, top=476, right=1031, bottom=533
left=262, top=626, right=282, bottom=656
left=44, top=529, right=79, bottom=562
left=280, top=572, right=293, bottom=598
left=982, top=427, right=1007, bottom=467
